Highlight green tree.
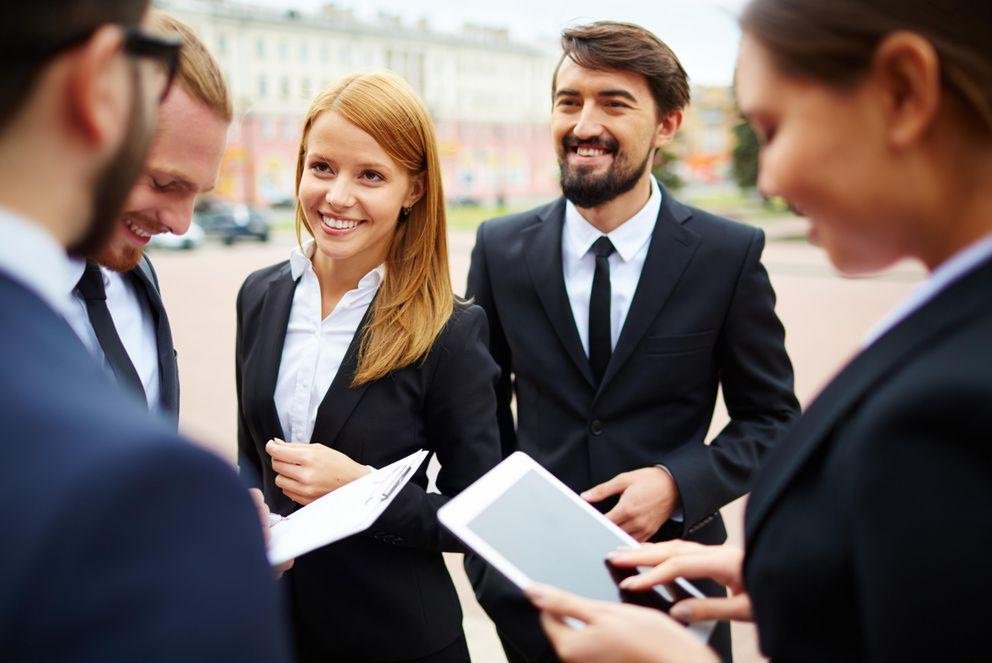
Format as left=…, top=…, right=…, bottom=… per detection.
left=731, top=120, right=759, bottom=190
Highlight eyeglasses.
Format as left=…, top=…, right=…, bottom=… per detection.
left=122, top=27, right=182, bottom=103
left=9, top=25, right=182, bottom=104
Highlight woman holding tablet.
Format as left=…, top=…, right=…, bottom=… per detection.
left=528, top=0, right=992, bottom=660
left=236, top=71, right=500, bottom=661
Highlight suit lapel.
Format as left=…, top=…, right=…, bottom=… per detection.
left=129, top=266, right=180, bottom=420
left=253, top=264, right=296, bottom=441
left=524, top=198, right=597, bottom=388
left=745, top=256, right=992, bottom=546
left=308, top=300, right=376, bottom=452
left=597, top=191, right=699, bottom=395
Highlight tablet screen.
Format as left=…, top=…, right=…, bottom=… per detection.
left=466, top=468, right=666, bottom=603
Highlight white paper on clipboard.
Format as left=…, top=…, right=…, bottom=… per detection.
left=266, top=448, right=429, bottom=565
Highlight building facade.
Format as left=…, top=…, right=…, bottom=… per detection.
left=155, top=0, right=562, bottom=206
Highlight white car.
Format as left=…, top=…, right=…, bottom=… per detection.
left=148, top=222, right=205, bottom=250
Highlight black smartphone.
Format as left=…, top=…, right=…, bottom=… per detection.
left=605, top=558, right=693, bottom=614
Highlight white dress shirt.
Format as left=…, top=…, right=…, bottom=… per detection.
left=65, top=259, right=162, bottom=413
left=275, top=239, right=383, bottom=444
left=0, top=207, right=78, bottom=322
left=863, top=233, right=992, bottom=348
left=563, top=176, right=662, bottom=354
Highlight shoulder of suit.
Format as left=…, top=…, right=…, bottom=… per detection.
left=238, top=260, right=291, bottom=301
left=435, top=301, right=487, bottom=348
left=478, top=199, right=561, bottom=237
left=675, top=197, right=762, bottom=244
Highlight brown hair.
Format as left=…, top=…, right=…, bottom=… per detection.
left=740, top=0, right=992, bottom=132
left=148, top=11, right=232, bottom=122
left=294, top=72, right=454, bottom=386
left=554, top=21, right=691, bottom=117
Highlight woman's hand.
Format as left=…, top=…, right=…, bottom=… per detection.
left=527, top=584, right=719, bottom=663
left=265, top=438, right=371, bottom=506
left=608, top=541, right=752, bottom=623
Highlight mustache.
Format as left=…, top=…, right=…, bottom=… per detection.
left=562, top=135, right=619, bottom=152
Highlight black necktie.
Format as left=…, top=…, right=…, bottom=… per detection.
left=588, top=236, right=616, bottom=383
left=75, top=261, right=146, bottom=401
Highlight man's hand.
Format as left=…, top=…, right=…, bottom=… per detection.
left=247, top=487, right=294, bottom=579
left=526, top=583, right=719, bottom=663
left=582, top=467, right=680, bottom=542
left=265, top=438, right=371, bottom=506
left=609, top=541, right=751, bottom=623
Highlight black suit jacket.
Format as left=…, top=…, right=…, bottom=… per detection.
left=129, top=255, right=180, bottom=424
left=465, top=190, right=799, bottom=658
left=0, top=272, right=288, bottom=661
left=236, top=261, right=501, bottom=661
left=744, top=254, right=992, bottom=662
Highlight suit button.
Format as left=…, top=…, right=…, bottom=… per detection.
left=590, top=420, right=603, bottom=435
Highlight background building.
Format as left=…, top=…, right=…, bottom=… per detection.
left=679, top=85, right=738, bottom=185
left=155, top=0, right=562, bottom=206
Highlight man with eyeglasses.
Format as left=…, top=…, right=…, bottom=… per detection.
left=0, top=3, right=288, bottom=661
left=65, top=12, right=232, bottom=426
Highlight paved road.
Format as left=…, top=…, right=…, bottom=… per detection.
left=150, top=227, right=923, bottom=662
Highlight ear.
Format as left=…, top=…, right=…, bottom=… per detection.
left=65, top=25, right=130, bottom=149
left=870, top=31, right=942, bottom=148
left=653, top=109, right=683, bottom=148
left=403, top=171, right=426, bottom=209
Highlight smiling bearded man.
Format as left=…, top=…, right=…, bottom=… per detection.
left=464, top=20, right=800, bottom=663
left=65, top=11, right=231, bottom=426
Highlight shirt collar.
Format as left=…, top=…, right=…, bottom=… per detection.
left=289, top=238, right=385, bottom=289
left=0, top=206, right=78, bottom=319
left=563, top=175, right=662, bottom=262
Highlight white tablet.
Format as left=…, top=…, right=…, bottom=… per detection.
left=439, top=452, right=715, bottom=639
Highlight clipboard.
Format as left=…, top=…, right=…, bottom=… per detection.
left=266, top=448, right=429, bottom=565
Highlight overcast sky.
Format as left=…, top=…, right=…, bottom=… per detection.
left=251, top=0, right=749, bottom=86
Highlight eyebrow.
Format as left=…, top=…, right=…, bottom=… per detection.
left=307, top=152, right=393, bottom=172
left=554, top=88, right=638, bottom=103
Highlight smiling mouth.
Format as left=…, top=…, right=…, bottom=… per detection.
left=124, top=216, right=166, bottom=239
left=574, top=146, right=611, bottom=158
left=321, top=214, right=365, bottom=231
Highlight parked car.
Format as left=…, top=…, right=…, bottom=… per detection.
left=148, top=222, right=205, bottom=250
left=194, top=200, right=270, bottom=245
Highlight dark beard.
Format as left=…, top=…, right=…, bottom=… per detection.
left=68, top=67, right=154, bottom=259
left=559, top=139, right=653, bottom=209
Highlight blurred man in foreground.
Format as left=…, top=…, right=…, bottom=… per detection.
left=0, top=3, right=288, bottom=660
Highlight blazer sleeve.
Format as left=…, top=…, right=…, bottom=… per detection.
left=663, top=228, right=800, bottom=533
left=366, top=304, right=502, bottom=551
left=235, top=280, right=263, bottom=490
left=40, top=440, right=289, bottom=662
left=466, top=221, right=518, bottom=459
left=845, top=373, right=992, bottom=660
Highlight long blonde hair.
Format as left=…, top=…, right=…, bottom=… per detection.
left=294, top=72, right=454, bottom=385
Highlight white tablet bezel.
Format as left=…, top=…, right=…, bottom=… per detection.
left=439, top=451, right=705, bottom=602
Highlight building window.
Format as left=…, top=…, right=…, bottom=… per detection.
left=280, top=76, right=290, bottom=99
left=299, top=43, right=308, bottom=62
left=258, top=75, right=268, bottom=98
left=255, top=38, right=265, bottom=58
left=301, top=77, right=311, bottom=99
left=217, top=34, right=228, bottom=57
left=279, top=41, right=289, bottom=61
